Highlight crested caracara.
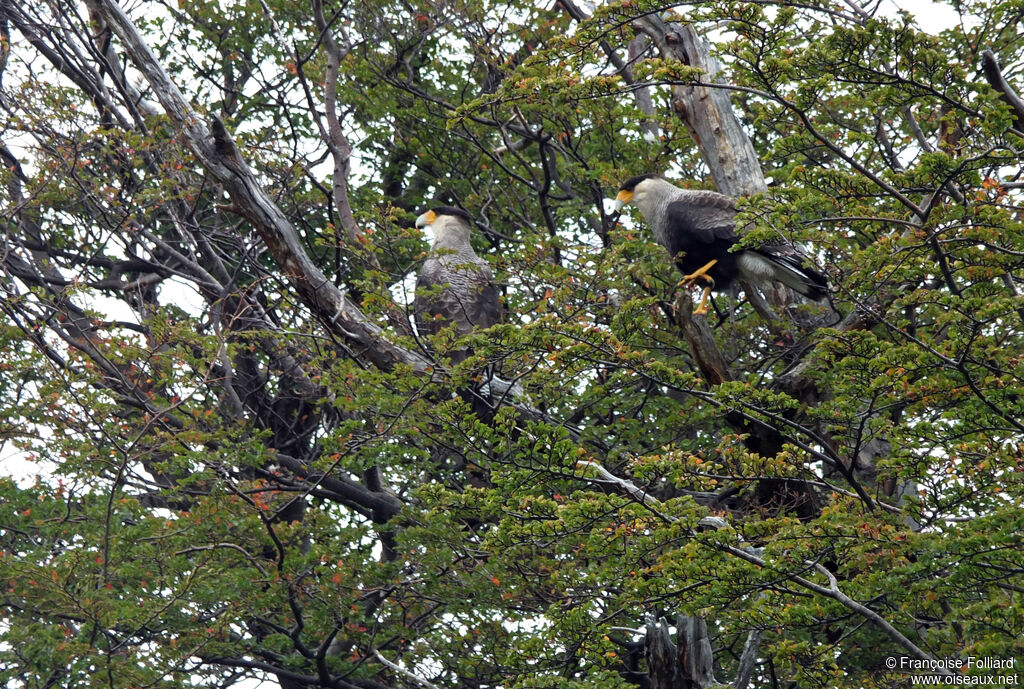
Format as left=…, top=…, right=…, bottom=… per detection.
left=414, top=206, right=501, bottom=361
left=615, top=174, right=828, bottom=314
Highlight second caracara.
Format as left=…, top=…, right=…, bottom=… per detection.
left=414, top=206, right=501, bottom=361
left=615, top=174, right=828, bottom=314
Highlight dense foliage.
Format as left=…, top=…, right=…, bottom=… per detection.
left=1, top=0, right=1022, bottom=687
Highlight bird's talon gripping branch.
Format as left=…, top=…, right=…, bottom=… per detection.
left=676, top=260, right=717, bottom=315
left=680, top=259, right=718, bottom=287
left=614, top=175, right=829, bottom=318
left=694, top=286, right=714, bottom=315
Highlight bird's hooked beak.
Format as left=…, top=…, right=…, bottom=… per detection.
left=415, top=210, right=437, bottom=229
left=613, top=189, right=634, bottom=212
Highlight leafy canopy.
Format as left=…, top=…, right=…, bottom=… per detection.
left=0, top=0, right=1022, bottom=687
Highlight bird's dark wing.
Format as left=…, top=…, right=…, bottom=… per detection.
left=414, top=258, right=501, bottom=337
left=664, top=191, right=738, bottom=245
left=468, top=267, right=502, bottom=331
left=413, top=260, right=446, bottom=337
left=751, top=243, right=829, bottom=300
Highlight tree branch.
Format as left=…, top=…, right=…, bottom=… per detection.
left=92, top=0, right=433, bottom=375
left=981, top=50, right=1024, bottom=131
left=373, top=650, right=442, bottom=689
left=633, top=15, right=766, bottom=198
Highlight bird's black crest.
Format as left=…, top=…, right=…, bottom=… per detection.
left=429, top=206, right=473, bottom=222
left=618, top=173, right=663, bottom=192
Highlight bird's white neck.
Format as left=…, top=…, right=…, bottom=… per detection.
left=429, top=218, right=472, bottom=252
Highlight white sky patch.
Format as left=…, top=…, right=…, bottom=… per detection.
left=0, top=440, right=54, bottom=488
left=159, top=275, right=210, bottom=318
left=880, top=0, right=973, bottom=34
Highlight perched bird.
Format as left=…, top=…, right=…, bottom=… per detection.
left=614, top=174, right=828, bottom=314
left=414, top=206, right=501, bottom=362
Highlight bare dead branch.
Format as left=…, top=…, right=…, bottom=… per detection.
left=981, top=50, right=1024, bottom=131
left=93, top=0, right=434, bottom=375
left=633, top=15, right=767, bottom=199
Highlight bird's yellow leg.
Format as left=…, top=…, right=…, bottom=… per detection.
left=674, top=260, right=717, bottom=316
left=693, top=285, right=713, bottom=315
left=679, top=259, right=718, bottom=287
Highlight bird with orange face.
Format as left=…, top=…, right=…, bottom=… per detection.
left=615, top=174, right=828, bottom=314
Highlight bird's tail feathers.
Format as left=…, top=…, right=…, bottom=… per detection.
left=761, top=252, right=829, bottom=301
